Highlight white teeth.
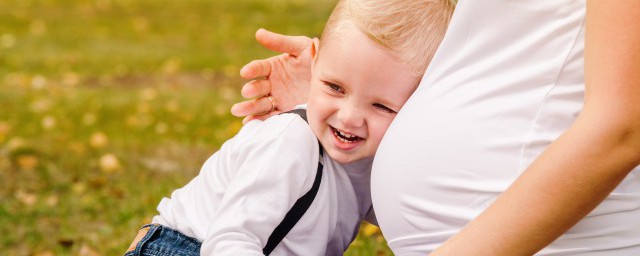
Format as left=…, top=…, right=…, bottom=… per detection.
left=339, top=131, right=354, bottom=138
left=332, top=127, right=360, bottom=143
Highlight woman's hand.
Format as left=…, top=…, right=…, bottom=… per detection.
left=231, top=28, right=315, bottom=123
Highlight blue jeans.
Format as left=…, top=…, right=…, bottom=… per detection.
left=125, top=224, right=202, bottom=256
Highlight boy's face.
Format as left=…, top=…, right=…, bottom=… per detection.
left=307, top=21, right=418, bottom=164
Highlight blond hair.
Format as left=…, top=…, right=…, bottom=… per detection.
left=322, top=0, right=455, bottom=77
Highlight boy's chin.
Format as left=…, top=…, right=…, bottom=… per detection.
left=325, top=149, right=371, bottom=164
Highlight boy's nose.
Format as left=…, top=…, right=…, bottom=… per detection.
left=336, top=105, right=365, bottom=128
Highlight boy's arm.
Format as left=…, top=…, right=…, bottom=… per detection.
left=201, top=117, right=323, bottom=255
left=432, top=1, right=640, bottom=255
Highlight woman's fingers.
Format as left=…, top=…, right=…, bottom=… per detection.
left=241, top=79, right=271, bottom=99
left=230, top=101, right=252, bottom=117
left=233, top=29, right=313, bottom=119
left=240, top=58, right=272, bottom=79
left=242, top=110, right=282, bottom=124
left=231, top=100, right=263, bottom=117
left=230, top=95, right=276, bottom=117
left=255, top=28, right=312, bottom=57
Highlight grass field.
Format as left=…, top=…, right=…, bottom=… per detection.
left=0, top=0, right=392, bottom=255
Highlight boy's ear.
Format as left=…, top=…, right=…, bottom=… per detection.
left=311, top=37, right=320, bottom=62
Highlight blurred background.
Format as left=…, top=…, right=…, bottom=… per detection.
left=0, top=0, right=390, bottom=255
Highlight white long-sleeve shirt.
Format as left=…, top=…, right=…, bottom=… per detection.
left=372, top=0, right=640, bottom=255
left=153, top=112, right=374, bottom=256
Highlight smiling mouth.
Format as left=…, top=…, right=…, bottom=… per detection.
left=331, top=126, right=363, bottom=143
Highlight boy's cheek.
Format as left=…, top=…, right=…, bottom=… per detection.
left=370, top=119, right=395, bottom=148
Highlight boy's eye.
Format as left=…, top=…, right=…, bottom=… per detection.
left=324, top=82, right=344, bottom=93
left=373, top=103, right=396, bottom=114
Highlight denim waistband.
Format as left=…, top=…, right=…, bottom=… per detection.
left=125, top=224, right=201, bottom=256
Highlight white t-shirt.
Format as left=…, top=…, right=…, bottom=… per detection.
left=372, top=0, right=640, bottom=255
left=153, top=112, right=374, bottom=256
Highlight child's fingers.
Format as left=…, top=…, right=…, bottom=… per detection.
left=255, top=28, right=312, bottom=57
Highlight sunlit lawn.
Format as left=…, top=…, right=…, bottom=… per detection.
left=0, top=0, right=391, bottom=255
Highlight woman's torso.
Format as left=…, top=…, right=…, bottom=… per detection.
left=371, top=1, right=640, bottom=255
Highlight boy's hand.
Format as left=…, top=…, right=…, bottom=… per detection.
left=231, top=28, right=315, bottom=123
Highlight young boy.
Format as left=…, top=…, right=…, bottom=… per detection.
left=125, top=0, right=454, bottom=255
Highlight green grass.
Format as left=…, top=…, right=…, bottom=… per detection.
left=0, top=0, right=392, bottom=255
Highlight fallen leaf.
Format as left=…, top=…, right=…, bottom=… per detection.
left=41, top=115, right=56, bottom=130
left=31, top=75, right=47, bottom=89
left=46, top=194, right=59, bottom=207
left=0, top=121, right=11, bottom=142
left=99, top=153, right=121, bottom=173
left=78, top=244, right=100, bottom=256
left=34, top=250, right=54, bottom=256
left=362, top=223, right=382, bottom=237
left=16, top=190, right=37, bottom=206
left=89, top=132, right=109, bottom=148
left=16, top=155, right=39, bottom=170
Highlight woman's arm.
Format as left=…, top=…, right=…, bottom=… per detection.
left=432, top=1, right=640, bottom=255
